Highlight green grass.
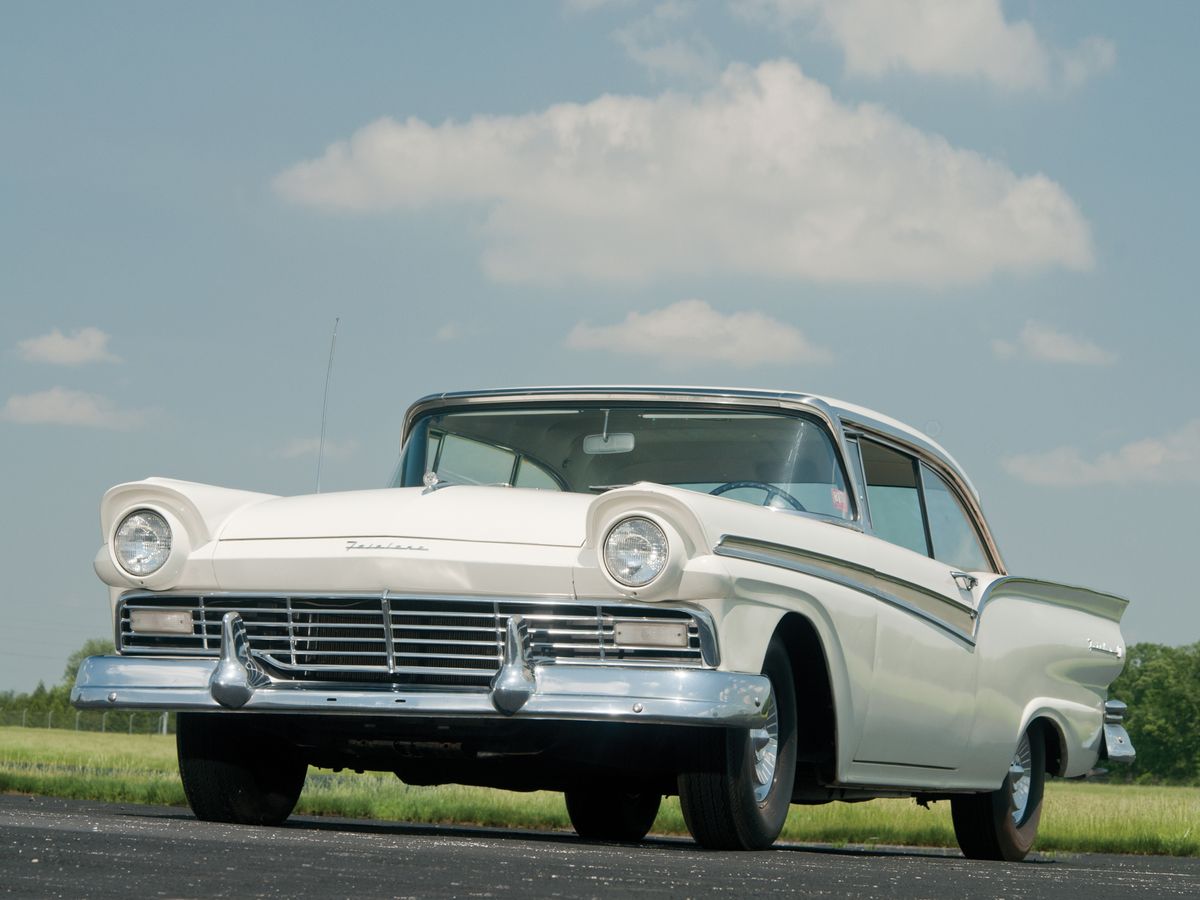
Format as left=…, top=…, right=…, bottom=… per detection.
left=1, top=727, right=1195, bottom=855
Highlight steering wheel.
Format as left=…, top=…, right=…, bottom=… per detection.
left=709, top=481, right=807, bottom=511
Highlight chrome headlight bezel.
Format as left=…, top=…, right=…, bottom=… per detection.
left=113, top=509, right=173, bottom=577
left=603, top=516, right=670, bottom=588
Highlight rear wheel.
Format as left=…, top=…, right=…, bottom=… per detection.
left=565, top=788, right=661, bottom=842
left=177, top=713, right=307, bottom=826
left=951, top=724, right=1046, bottom=861
left=677, top=638, right=797, bottom=850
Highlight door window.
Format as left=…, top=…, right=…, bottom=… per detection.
left=859, top=439, right=930, bottom=557
left=921, top=464, right=992, bottom=572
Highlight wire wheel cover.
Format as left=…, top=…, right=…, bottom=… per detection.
left=749, top=696, right=780, bottom=803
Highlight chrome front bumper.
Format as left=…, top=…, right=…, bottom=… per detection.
left=72, top=612, right=770, bottom=729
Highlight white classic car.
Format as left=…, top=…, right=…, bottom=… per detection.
left=73, top=387, right=1134, bottom=858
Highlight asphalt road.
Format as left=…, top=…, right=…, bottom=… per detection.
left=1, top=795, right=1196, bottom=899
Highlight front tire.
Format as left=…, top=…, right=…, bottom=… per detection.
left=677, top=638, right=797, bottom=850
left=177, top=713, right=307, bottom=826
left=951, top=723, right=1046, bottom=861
left=565, top=788, right=661, bottom=842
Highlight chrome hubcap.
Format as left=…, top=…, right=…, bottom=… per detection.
left=1009, top=732, right=1033, bottom=825
left=750, top=698, right=779, bottom=803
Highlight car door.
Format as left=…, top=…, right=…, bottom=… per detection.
left=848, top=436, right=994, bottom=773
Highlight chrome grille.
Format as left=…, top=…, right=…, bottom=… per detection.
left=118, top=592, right=709, bottom=687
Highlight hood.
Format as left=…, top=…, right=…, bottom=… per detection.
left=217, top=485, right=593, bottom=547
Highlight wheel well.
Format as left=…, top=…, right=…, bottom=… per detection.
left=1032, top=716, right=1066, bottom=777
left=772, top=613, right=837, bottom=787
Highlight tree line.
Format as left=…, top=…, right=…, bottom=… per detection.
left=1108, top=641, right=1199, bottom=784
left=2, top=638, right=1196, bottom=782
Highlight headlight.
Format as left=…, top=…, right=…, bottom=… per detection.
left=114, top=510, right=172, bottom=576
left=603, top=517, right=668, bottom=587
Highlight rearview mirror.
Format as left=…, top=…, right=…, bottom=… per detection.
left=583, top=433, right=635, bottom=454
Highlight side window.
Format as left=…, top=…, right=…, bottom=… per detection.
left=921, top=464, right=992, bottom=572
left=426, top=430, right=563, bottom=491
left=859, top=440, right=930, bottom=556
left=513, top=458, right=560, bottom=490
left=435, top=433, right=515, bottom=486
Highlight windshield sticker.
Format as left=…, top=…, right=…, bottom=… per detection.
left=831, top=487, right=849, bottom=515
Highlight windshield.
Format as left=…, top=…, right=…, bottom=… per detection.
left=393, top=404, right=854, bottom=520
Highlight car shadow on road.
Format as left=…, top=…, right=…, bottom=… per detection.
left=237, top=813, right=1051, bottom=864
left=132, top=803, right=1054, bottom=864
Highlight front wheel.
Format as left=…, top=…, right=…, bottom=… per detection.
left=177, top=713, right=307, bottom=826
left=951, top=723, right=1046, bottom=861
left=565, top=788, right=661, bottom=842
left=677, top=638, right=797, bottom=850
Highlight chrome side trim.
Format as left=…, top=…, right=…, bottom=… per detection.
left=714, top=535, right=977, bottom=644
left=716, top=535, right=1132, bottom=646
left=72, top=655, right=772, bottom=729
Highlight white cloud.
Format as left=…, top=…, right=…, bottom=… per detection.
left=17, top=327, right=121, bottom=366
left=275, top=61, right=1092, bottom=286
left=1003, top=421, right=1200, bottom=487
left=566, top=299, right=832, bottom=367
left=992, top=320, right=1116, bottom=365
left=739, top=0, right=1114, bottom=91
left=1060, top=35, right=1118, bottom=90
left=0, top=387, right=144, bottom=429
left=435, top=323, right=462, bottom=342
left=615, top=2, right=720, bottom=81
left=279, top=437, right=359, bottom=460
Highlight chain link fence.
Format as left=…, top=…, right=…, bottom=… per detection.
left=0, top=708, right=173, bottom=734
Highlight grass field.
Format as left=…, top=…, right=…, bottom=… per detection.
left=1, top=726, right=1195, bottom=856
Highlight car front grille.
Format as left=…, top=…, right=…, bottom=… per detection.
left=117, top=592, right=711, bottom=687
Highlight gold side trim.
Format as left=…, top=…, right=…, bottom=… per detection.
left=715, top=535, right=977, bottom=643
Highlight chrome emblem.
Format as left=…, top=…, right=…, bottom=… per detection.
left=344, top=540, right=429, bottom=552
left=1087, top=639, right=1122, bottom=659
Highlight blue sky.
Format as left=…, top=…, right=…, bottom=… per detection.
left=2, top=1, right=1197, bottom=690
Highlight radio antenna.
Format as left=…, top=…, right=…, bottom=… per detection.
left=315, top=317, right=340, bottom=494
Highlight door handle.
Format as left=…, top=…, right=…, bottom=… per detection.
left=951, top=571, right=978, bottom=591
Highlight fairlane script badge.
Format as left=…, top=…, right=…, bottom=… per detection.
left=1087, top=639, right=1123, bottom=659
left=344, top=540, right=429, bottom=552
